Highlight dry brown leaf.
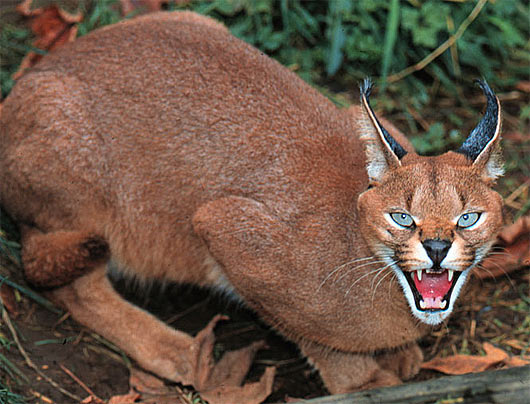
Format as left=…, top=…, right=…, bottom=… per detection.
left=201, top=366, right=276, bottom=404
left=107, top=330, right=274, bottom=404
left=504, top=339, right=527, bottom=351
left=129, top=368, right=168, bottom=394
left=482, top=342, right=509, bottom=362
left=16, top=0, right=44, bottom=16
left=13, top=1, right=82, bottom=80
left=120, top=0, right=189, bottom=16
left=421, top=342, right=530, bottom=375
left=515, top=81, right=530, bottom=93
left=81, top=396, right=105, bottom=404
left=505, top=356, right=530, bottom=367
left=107, top=390, right=141, bottom=404
left=108, top=369, right=184, bottom=404
left=475, top=216, right=530, bottom=279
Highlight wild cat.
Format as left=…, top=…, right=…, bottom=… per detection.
left=0, top=11, right=503, bottom=399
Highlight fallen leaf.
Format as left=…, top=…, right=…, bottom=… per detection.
left=81, top=396, right=103, bottom=404
left=107, top=315, right=274, bottom=404
left=201, top=366, right=276, bottom=404
left=482, top=342, right=509, bottom=363
left=130, top=368, right=167, bottom=393
left=120, top=0, right=189, bottom=16
left=108, top=391, right=141, bottom=404
left=505, top=356, right=530, bottom=367
left=13, top=1, right=83, bottom=80
left=504, top=339, right=527, bottom=351
left=421, top=342, right=530, bottom=375
left=108, top=369, right=186, bottom=404
left=16, top=0, right=42, bottom=16
left=475, top=216, right=530, bottom=279
left=515, top=81, right=530, bottom=93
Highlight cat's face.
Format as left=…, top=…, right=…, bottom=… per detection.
left=357, top=153, right=504, bottom=325
left=357, top=79, right=504, bottom=326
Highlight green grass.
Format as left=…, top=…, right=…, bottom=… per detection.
left=0, top=382, right=27, bottom=404
left=2, top=0, right=529, bottom=112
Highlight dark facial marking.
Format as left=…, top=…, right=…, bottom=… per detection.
left=456, top=80, right=499, bottom=161
left=360, top=78, right=408, bottom=160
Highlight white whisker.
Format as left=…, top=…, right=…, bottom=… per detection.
left=316, top=256, right=382, bottom=292
left=345, top=260, right=397, bottom=297
left=476, top=261, right=516, bottom=290
left=335, top=259, right=387, bottom=283
left=371, top=270, right=395, bottom=306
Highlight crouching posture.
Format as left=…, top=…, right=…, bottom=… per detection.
left=0, top=11, right=504, bottom=402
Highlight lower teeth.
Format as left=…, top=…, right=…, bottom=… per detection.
left=419, top=299, right=447, bottom=310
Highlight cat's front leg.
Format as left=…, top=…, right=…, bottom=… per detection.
left=300, top=340, right=421, bottom=393
left=375, top=342, right=423, bottom=382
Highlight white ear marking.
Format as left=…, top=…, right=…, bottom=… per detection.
left=457, top=80, right=504, bottom=182
left=358, top=79, right=406, bottom=183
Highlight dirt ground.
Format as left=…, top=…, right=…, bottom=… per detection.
left=0, top=256, right=528, bottom=403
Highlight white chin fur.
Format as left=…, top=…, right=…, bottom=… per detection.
left=390, top=262, right=471, bottom=326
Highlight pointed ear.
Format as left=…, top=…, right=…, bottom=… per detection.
left=456, top=80, right=504, bottom=182
left=358, top=79, right=408, bottom=184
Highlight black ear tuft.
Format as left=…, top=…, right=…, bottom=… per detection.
left=358, top=79, right=407, bottom=160
left=456, top=80, right=500, bottom=161
left=360, top=77, right=374, bottom=100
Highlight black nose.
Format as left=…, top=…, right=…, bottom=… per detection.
left=422, top=239, right=451, bottom=267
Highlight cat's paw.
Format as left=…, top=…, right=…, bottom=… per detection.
left=375, top=342, right=423, bottom=381
left=301, top=342, right=404, bottom=394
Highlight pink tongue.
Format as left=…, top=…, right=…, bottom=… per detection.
left=413, top=272, right=452, bottom=299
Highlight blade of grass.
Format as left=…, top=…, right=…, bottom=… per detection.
left=34, top=337, right=76, bottom=346
left=387, top=0, right=488, bottom=83
left=380, top=0, right=400, bottom=88
left=0, top=276, right=61, bottom=315
left=0, top=352, right=29, bottom=384
left=0, top=380, right=27, bottom=404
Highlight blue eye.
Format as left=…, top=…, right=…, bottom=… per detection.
left=390, top=212, right=414, bottom=228
left=457, top=212, right=481, bottom=228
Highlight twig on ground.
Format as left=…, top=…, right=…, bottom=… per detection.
left=59, top=363, right=105, bottom=404
left=31, top=390, right=55, bottom=403
left=504, top=181, right=529, bottom=211
left=0, top=275, right=62, bottom=314
left=1, top=304, right=82, bottom=402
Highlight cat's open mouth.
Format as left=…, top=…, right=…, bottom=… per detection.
left=403, top=269, right=462, bottom=312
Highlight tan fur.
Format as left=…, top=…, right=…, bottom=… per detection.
left=0, top=11, right=504, bottom=397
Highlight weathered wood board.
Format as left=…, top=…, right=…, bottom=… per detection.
left=297, top=365, right=530, bottom=404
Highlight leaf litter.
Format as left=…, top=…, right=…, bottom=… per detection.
left=421, top=342, right=530, bottom=375
left=13, top=0, right=82, bottom=80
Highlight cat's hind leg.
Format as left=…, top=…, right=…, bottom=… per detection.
left=20, top=227, right=274, bottom=403
left=49, top=266, right=274, bottom=403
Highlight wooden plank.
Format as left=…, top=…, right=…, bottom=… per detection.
left=298, top=365, right=530, bottom=404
